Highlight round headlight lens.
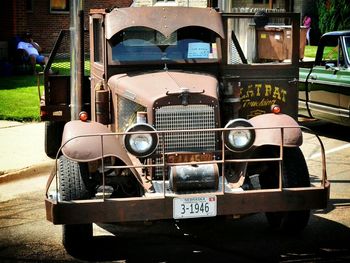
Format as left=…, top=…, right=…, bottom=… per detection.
left=129, top=133, right=153, bottom=153
left=228, top=129, right=252, bottom=148
left=224, top=119, right=255, bottom=152
left=124, top=123, right=158, bottom=157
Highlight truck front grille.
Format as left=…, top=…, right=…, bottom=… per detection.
left=154, top=104, right=217, bottom=178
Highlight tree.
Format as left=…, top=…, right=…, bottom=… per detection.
left=317, top=0, right=350, bottom=35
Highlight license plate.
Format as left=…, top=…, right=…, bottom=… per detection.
left=167, top=153, right=213, bottom=163
left=173, top=196, right=217, bottom=219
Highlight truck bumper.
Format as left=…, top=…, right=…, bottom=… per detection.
left=45, top=182, right=329, bottom=225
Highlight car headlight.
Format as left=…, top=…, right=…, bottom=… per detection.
left=224, top=119, right=255, bottom=152
left=124, top=123, right=158, bottom=157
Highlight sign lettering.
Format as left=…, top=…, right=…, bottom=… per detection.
left=241, top=83, right=287, bottom=103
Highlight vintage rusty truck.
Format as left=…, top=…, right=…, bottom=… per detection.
left=40, top=6, right=329, bottom=253
left=299, top=30, right=350, bottom=126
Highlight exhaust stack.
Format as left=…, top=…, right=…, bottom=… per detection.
left=218, top=0, right=232, bottom=12
left=70, top=0, right=84, bottom=120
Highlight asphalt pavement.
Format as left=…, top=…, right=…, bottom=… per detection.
left=0, top=120, right=54, bottom=183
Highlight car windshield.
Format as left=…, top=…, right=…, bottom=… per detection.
left=110, top=26, right=219, bottom=63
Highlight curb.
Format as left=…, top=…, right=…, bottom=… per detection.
left=0, top=160, right=55, bottom=184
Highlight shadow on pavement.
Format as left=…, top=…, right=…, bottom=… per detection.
left=68, top=213, right=350, bottom=263
left=299, top=119, right=350, bottom=143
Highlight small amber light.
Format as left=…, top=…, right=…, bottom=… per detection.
left=271, top=105, right=281, bottom=114
left=79, top=111, right=89, bottom=122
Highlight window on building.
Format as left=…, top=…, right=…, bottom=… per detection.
left=26, top=0, right=33, bottom=12
left=50, top=0, right=69, bottom=14
left=93, top=19, right=103, bottom=64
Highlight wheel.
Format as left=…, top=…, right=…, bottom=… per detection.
left=259, top=147, right=310, bottom=232
left=58, top=155, right=93, bottom=254
left=45, top=121, right=65, bottom=159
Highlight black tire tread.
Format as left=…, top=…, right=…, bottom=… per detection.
left=58, top=155, right=92, bottom=255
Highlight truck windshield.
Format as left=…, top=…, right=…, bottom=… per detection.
left=110, top=27, right=219, bottom=63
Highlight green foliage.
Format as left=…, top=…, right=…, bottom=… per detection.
left=317, top=0, right=350, bottom=35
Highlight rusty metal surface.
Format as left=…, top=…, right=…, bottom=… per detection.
left=249, top=113, right=302, bottom=147
left=257, top=27, right=308, bottom=61
left=105, top=7, right=225, bottom=40
left=45, top=10, right=330, bottom=226
left=47, top=120, right=329, bottom=224
left=108, top=71, right=219, bottom=123
left=222, top=70, right=299, bottom=120
left=45, top=183, right=330, bottom=224
left=61, top=120, right=132, bottom=164
left=257, top=27, right=288, bottom=61
left=220, top=12, right=300, bottom=120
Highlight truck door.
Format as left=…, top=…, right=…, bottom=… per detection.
left=220, top=13, right=300, bottom=121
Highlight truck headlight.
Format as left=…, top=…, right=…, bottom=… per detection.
left=224, top=119, right=255, bottom=152
left=124, top=123, right=158, bottom=157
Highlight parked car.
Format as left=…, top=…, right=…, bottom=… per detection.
left=299, top=31, right=350, bottom=126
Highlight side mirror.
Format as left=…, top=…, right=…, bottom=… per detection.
left=325, top=63, right=335, bottom=69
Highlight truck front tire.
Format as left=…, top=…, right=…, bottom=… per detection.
left=58, top=155, right=93, bottom=254
left=260, top=147, right=311, bottom=232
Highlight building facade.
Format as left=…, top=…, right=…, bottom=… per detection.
left=1, top=0, right=132, bottom=58
left=0, top=0, right=309, bottom=60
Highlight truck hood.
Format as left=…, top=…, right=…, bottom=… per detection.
left=108, top=71, right=219, bottom=108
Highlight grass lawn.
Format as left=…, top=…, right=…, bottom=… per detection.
left=304, top=45, right=339, bottom=60
left=304, top=45, right=317, bottom=58
left=0, top=73, right=43, bottom=122
left=0, top=60, right=89, bottom=122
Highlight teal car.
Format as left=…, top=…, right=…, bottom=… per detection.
left=299, top=31, right=350, bottom=126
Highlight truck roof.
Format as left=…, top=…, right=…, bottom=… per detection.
left=104, top=6, right=225, bottom=40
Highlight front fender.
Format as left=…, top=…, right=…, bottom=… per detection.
left=249, top=113, right=302, bottom=147
left=61, top=120, right=132, bottom=165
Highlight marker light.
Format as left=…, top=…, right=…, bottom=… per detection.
left=271, top=104, right=281, bottom=114
left=79, top=111, right=89, bottom=122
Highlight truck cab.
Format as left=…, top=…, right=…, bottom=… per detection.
left=42, top=6, right=329, bottom=254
